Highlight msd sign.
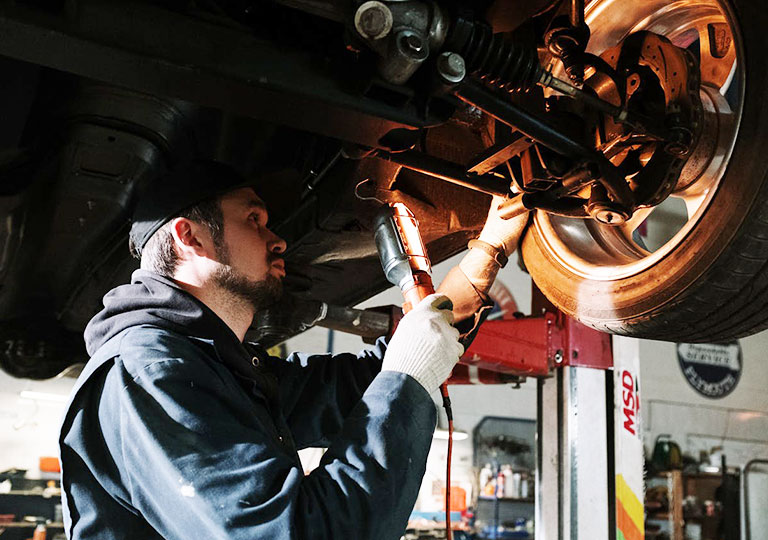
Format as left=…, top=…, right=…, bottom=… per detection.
left=621, top=369, right=640, bottom=437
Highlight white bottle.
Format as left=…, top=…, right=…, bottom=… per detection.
left=511, top=471, right=522, bottom=499
left=503, top=466, right=515, bottom=498
left=479, top=463, right=493, bottom=495
left=520, top=472, right=530, bottom=499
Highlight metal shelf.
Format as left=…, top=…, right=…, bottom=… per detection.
left=478, top=496, right=534, bottom=503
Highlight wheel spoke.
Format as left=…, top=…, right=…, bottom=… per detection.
left=586, top=218, right=650, bottom=261
left=673, top=191, right=708, bottom=221
left=617, top=206, right=656, bottom=255
left=621, top=206, right=657, bottom=234
left=697, top=21, right=737, bottom=92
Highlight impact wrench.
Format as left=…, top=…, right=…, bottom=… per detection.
left=374, top=202, right=455, bottom=540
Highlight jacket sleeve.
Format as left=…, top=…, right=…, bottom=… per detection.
left=264, top=337, right=387, bottom=449
left=110, top=331, right=434, bottom=540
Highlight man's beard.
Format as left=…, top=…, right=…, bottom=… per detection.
left=211, top=245, right=283, bottom=312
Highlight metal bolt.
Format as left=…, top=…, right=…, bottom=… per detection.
left=665, top=143, right=687, bottom=157
left=437, top=52, right=466, bottom=84
left=664, top=127, right=692, bottom=157
left=402, top=33, right=424, bottom=54
left=354, top=1, right=392, bottom=41
left=596, top=209, right=625, bottom=225
left=592, top=206, right=628, bottom=226
left=554, top=350, right=564, bottom=364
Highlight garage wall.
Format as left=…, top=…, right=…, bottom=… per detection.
left=640, top=335, right=768, bottom=466
left=0, top=371, right=74, bottom=476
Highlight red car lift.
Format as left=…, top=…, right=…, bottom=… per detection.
left=446, top=289, right=645, bottom=540
left=448, top=309, right=613, bottom=383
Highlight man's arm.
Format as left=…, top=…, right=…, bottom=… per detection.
left=107, top=330, right=436, bottom=540
left=438, top=195, right=530, bottom=318
left=268, top=197, right=529, bottom=448
left=263, top=338, right=387, bottom=449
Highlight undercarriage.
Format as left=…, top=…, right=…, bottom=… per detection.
left=0, top=0, right=758, bottom=378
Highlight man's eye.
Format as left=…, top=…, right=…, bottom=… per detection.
left=251, top=213, right=267, bottom=227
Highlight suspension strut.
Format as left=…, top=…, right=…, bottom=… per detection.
left=442, top=17, right=671, bottom=142
left=446, top=18, right=542, bottom=94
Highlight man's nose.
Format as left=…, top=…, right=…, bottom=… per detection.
left=268, top=230, right=287, bottom=254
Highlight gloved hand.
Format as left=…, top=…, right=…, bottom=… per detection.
left=456, top=195, right=530, bottom=295
left=382, top=293, right=464, bottom=394
left=478, top=195, right=530, bottom=257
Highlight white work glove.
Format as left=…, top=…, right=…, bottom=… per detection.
left=382, top=293, right=464, bottom=395
left=478, top=195, right=530, bottom=257
left=458, top=195, right=530, bottom=295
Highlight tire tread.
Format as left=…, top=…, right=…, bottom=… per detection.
left=614, top=177, right=768, bottom=342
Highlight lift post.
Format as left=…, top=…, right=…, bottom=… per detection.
left=452, top=288, right=644, bottom=540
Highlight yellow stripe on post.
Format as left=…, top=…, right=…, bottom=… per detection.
left=616, top=473, right=644, bottom=533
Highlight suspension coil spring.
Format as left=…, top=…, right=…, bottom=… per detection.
left=450, top=20, right=543, bottom=93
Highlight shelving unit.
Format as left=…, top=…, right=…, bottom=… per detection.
left=646, top=470, right=740, bottom=540
left=473, top=417, right=536, bottom=540
left=475, top=497, right=534, bottom=540
left=646, top=471, right=684, bottom=540
left=478, top=497, right=534, bottom=503
left=0, top=489, right=63, bottom=540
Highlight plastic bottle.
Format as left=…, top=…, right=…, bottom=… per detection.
left=520, top=471, right=530, bottom=499
left=503, top=466, right=515, bottom=498
left=495, top=468, right=505, bottom=498
left=32, top=521, right=46, bottom=540
left=511, top=471, right=522, bottom=499
left=484, top=477, right=496, bottom=496
left=479, top=463, right=493, bottom=495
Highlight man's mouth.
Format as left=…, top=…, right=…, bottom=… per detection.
left=271, top=259, right=286, bottom=276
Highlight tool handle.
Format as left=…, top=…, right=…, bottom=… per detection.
left=401, top=272, right=435, bottom=313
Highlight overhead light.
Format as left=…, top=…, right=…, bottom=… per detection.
left=434, top=429, right=469, bottom=441
left=19, top=391, right=69, bottom=403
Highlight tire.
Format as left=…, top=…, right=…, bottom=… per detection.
left=521, top=0, right=768, bottom=342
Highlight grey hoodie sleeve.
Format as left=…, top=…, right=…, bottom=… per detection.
left=109, top=331, right=435, bottom=540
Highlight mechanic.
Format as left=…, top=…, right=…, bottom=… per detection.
left=58, top=159, right=526, bottom=540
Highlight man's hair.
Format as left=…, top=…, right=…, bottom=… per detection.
left=129, top=197, right=225, bottom=277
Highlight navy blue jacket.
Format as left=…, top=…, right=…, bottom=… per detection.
left=59, top=270, right=437, bottom=539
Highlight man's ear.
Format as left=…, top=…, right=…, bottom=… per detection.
left=169, top=217, right=212, bottom=259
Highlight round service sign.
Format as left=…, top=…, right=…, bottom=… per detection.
left=677, top=342, right=742, bottom=398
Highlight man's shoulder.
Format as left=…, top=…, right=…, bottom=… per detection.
left=103, top=325, right=219, bottom=377
left=70, top=326, right=239, bottom=423
left=116, top=324, right=195, bottom=348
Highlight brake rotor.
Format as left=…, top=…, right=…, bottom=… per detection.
left=586, top=30, right=703, bottom=209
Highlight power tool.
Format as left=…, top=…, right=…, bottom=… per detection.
left=374, top=202, right=455, bottom=540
